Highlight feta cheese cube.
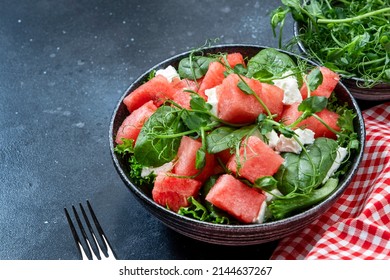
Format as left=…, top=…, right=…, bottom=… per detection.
left=273, top=70, right=302, bottom=105
left=205, top=87, right=218, bottom=116
left=275, top=128, right=315, bottom=154
left=265, top=130, right=279, bottom=149
left=275, top=134, right=302, bottom=154
left=141, top=161, right=174, bottom=178
left=322, top=146, right=348, bottom=184
left=295, top=128, right=315, bottom=145
left=155, top=65, right=180, bottom=82
left=253, top=200, right=267, bottom=224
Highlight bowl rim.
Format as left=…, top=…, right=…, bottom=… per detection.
left=109, top=43, right=366, bottom=231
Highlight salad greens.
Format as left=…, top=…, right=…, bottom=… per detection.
left=269, top=177, right=339, bottom=220
left=134, top=106, right=186, bottom=167
left=115, top=47, right=359, bottom=223
left=274, top=137, right=339, bottom=195
left=271, top=0, right=390, bottom=86
left=246, top=47, right=298, bottom=81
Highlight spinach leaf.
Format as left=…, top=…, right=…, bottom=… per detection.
left=274, top=137, right=339, bottom=195
left=206, top=125, right=256, bottom=154
left=269, top=177, right=339, bottom=220
left=178, top=55, right=215, bottom=80
left=246, top=48, right=298, bottom=81
left=134, top=106, right=185, bottom=167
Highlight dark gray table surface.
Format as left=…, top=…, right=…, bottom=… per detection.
left=0, top=0, right=379, bottom=260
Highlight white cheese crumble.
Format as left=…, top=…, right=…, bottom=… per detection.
left=275, top=134, right=301, bottom=154
left=265, top=188, right=283, bottom=202
left=273, top=70, right=302, bottom=105
left=155, top=65, right=180, bottom=82
left=253, top=189, right=283, bottom=224
left=253, top=200, right=267, bottom=224
left=322, top=146, right=348, bottom=184
left=141, top=161, right=174, bottom=178
left=275, top=128, right=315, bottom=154
left=265, top=130, right=279, bottom=149
left=295, top=128, right=315, bottom=145
left=205, top=87, right=218, bottom=116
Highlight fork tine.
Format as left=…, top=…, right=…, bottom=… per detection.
left=79, top=203, right=102, bottom=259
left=86, top=200, right=116, bottom=259
left=71, top=205, right=97, bottom=260
left=64, top=207, right=89, bottom=260
left=65, top=201, right=116, bottom=260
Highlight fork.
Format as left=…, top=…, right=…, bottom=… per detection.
left=64, top=200, right=116, bottom=260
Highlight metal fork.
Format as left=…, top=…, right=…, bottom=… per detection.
left=64, top=200, right=116, bottom=260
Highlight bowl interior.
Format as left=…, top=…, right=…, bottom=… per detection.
left=109, top=44, right=365, bottom=245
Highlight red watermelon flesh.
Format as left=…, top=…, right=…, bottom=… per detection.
left=115, top=100, right=157, bottom=144
left=227, top=136, right=284, bottom=183
left=172, top=136, right=216, bottom=182
left=217, top=74, right=283, bottom=124
left=152, top=172, right=202, bottom=212
left=259, top=82, right=284, bottom=121
left=216, top=149, right=233, bottom=165
left=171, top=78, right=199, bottom=109
left=197, top=53, right=245, bottom=99
left=281, top=102, right=340, bottom=139
left=316, top=109, right=341, bottom=138
left=123, top=75, right=175, bottom=112
left=300, top=67, right=340, bottom=99
left=197, top=61, right=225, bottom=99
left=205, top=174, right=266, bottom=224
left=225, top=52, right=246, bottom=68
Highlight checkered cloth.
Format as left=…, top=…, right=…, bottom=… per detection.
left=271, top=102, right=390, bottom=260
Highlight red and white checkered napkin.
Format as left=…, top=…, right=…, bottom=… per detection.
left=271, top=102, right=390, bottom=260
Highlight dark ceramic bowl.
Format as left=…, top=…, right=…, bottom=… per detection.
left=109, top=44, right=365, bottom=245
left=294, top=23, right=390, bottom=101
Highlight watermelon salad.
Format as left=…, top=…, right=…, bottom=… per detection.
left=114, top=48, right=359, bottom=225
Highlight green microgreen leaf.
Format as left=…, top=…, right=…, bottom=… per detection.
left=298, top=96, right=328, bottom=115
left=306, top=67, right=323, bottom=92
left=254, top=176, right=278, bottom=192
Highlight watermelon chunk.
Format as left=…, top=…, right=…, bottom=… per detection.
left=205, top=174, right=266, bottom=224
left=198, top=53, right=246, bottom=99
left=260, top=82, right=285, bottom=120
left=316, top=109, right=341, bottom=138
left=152, top=173, right=202, bottom=212
left=216, top=74, right=283, bottom=124
left=300, top=67, right=340, bottom=99
left=224, top=52, right=246, bottom=68
left=281, top=102, right=340, bottom=139
left=123, top=75, right=175, bottom=112
left=115, top=100, right=157, bottom=144
left=171, top=78, right=199, bottom=109
left=172, top=136, right=216, bottom=182
left=216, top=149, right=232, bottom=165
left=227, top=136, right=284, bottom=183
